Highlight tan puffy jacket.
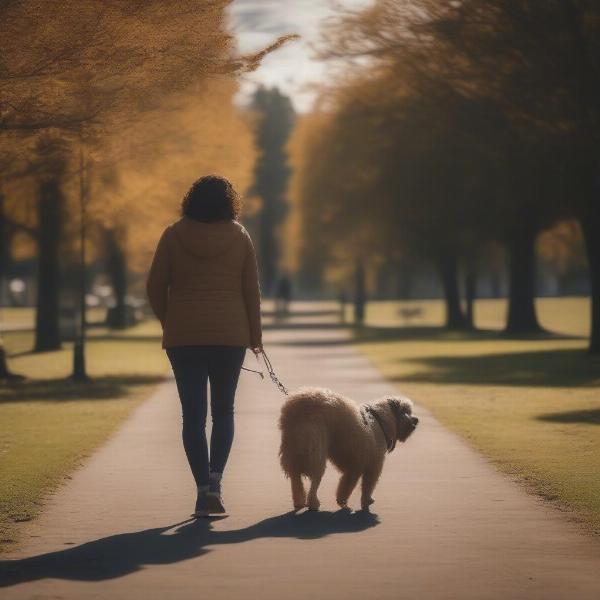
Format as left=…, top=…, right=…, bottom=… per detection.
left=146, top=217, right=262, bottom=349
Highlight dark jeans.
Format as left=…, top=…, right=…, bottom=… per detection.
left=166, top=345, right=246, bottom=488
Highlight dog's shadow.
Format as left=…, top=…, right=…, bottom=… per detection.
left=0, top=509, right=379, bottom=586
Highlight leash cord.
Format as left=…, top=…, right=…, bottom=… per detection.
left=241, top=366, right=264, bottom=377
left=260, top=348, right=289, bottom=396
left=241, top=348, right=289, bottom=396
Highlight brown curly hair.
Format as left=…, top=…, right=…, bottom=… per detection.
left=181, top=175, right=241, bottom=222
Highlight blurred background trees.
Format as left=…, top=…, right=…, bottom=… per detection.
left=2, top=0, right=599, bottom=374
left=287, top=0, right=600, bottom=353
left=248, top=87, right=295, bottom=295
left=0, top=0, right=291, bottom=379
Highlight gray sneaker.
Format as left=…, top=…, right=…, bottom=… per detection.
left=193, top=492, right=210, bottom=518
left=207, top=491, right=226, bottom=514
left=207, top=477, right=226, bottom=514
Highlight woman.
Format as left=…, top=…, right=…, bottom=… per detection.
left=146, top=175, right=262, bottom=518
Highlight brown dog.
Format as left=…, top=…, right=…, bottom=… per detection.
left=279, top=387, right=418, bottom=511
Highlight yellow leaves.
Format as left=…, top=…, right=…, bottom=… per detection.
left=98, top=79, right=257, bottom=273
left=10, top=230, right=36, bottom=261
left=537, top=221, right=587, bottom=273
left=1, top=1, right=303, bottom=284
left=1, top=1, right=258, bottom=133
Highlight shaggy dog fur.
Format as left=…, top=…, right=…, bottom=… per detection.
left=279, top=387, right=418, bottom=511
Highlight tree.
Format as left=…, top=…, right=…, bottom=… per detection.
left=0, top=1, right=295, bottom=377
left=0, top=185, right=25, bottom=380
left=288, top=64, right=504, bottom=329
left=287, top=112, right=338, bottom=293
left=249, top=87, right=295, bottom=294
left=292, top=0, right=598, bottom=341
left=421, top=0, right=600, bottom=346
left=100, top=78, right=258, bottom=287
left=33, top=136, right=69, bottom=351
left=0, top=1, right=289, bottom=133
left=291, top=2, right=486, bottom=328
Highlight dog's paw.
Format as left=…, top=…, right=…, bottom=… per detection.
left=307, top=498, right=320, bottom=511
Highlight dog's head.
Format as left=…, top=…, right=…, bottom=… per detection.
left=370, top=395, right=419, bottom=452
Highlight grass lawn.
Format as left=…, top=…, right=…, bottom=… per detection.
left=355, top=297, right=600, bottom=532
left=0, top=320, right=169, bottom=553
left=0, top=307, right=108, bottom=331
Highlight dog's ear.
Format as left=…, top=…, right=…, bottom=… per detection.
left=388, top=396, right=418, bottom=443
left=370, top=400, right=398, bottom=452
left=388, top=396, right=413, bottom=417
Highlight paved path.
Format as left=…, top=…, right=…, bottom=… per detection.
left=1, top=325, right=600, bottom=599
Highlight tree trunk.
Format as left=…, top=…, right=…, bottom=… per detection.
left=580, top=210, right=600, bottom=354
left=437, top=252, right=469, bottom=330
left=396, top=257, right=413, bottom=300
left=464, top=259, right=477, bottom=330
left=354, top=259, right=366, bottom=326
left=259, top=206, right=277, bottom=296
left=0, top=192, right=10, bottom=377
left=0, top=191, right=24, bottom=380
left=490, top=268, right=503, bottom=299
left=505, top=224, right=541, bottom=334
left=34, top=179, right=63, bottom=352
left=105, top=229, right=128, bottom=329
left=375, top=259, right=394, bottom=299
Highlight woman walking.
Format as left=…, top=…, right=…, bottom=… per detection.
left=146, top=175, right=262, bottom=517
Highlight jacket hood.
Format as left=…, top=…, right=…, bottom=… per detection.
left=171, top=217, right=244, bottom=258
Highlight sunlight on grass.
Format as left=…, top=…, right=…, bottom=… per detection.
left=363, top=297, right=590, bottom=337
left=356, top=298, right=600, bottom=531
left=0, top=307, right=108, bottom=330
left=0, top=330, right=170, bottom=552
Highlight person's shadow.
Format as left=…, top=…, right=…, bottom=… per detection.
left=0, top=509, right=379, bottom=587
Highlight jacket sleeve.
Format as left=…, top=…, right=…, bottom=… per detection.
left=146, top=228, right=171, bottom=327
left=242, top=231, right=262, bottom=348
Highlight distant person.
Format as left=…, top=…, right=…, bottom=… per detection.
left=147, top=175, right=262, bottom=518
left=275, top=274, right=292, bottom=316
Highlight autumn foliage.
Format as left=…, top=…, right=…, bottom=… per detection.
left=0, top=1, right=289, bottom=374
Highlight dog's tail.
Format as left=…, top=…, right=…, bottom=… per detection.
left=279, top=414, right=326, bottom=479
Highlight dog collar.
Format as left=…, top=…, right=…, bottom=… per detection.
left=362, top=405, right=394, bottom=452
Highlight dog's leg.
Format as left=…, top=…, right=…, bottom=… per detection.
left=336, top=470, right=361, bottom=509
left=306, top=469, right=324, bottom=511
left=290, top=473, right=306, bottom=510
left=361, top=461, right=384, bottom=511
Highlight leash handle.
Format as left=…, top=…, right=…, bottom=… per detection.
left=241, top=351, right=264, bottom=378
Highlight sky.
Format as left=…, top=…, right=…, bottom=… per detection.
left=229, top=0, right=371, bottom=113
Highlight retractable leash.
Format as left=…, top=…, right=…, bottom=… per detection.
left=241, top=348, right=289, bottom=396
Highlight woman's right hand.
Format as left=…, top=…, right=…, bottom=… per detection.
left=251, top=345, right=263, bottom=356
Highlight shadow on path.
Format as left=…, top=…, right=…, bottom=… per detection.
left=0, top=375, right=166, bottom=404
left=0, top=510, right=379, bottom=587
left=267, top=325, right=583, bottom=349
left=397, top=348, right=600, bottom=388
left=536, top=408, right=600, bottom=425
